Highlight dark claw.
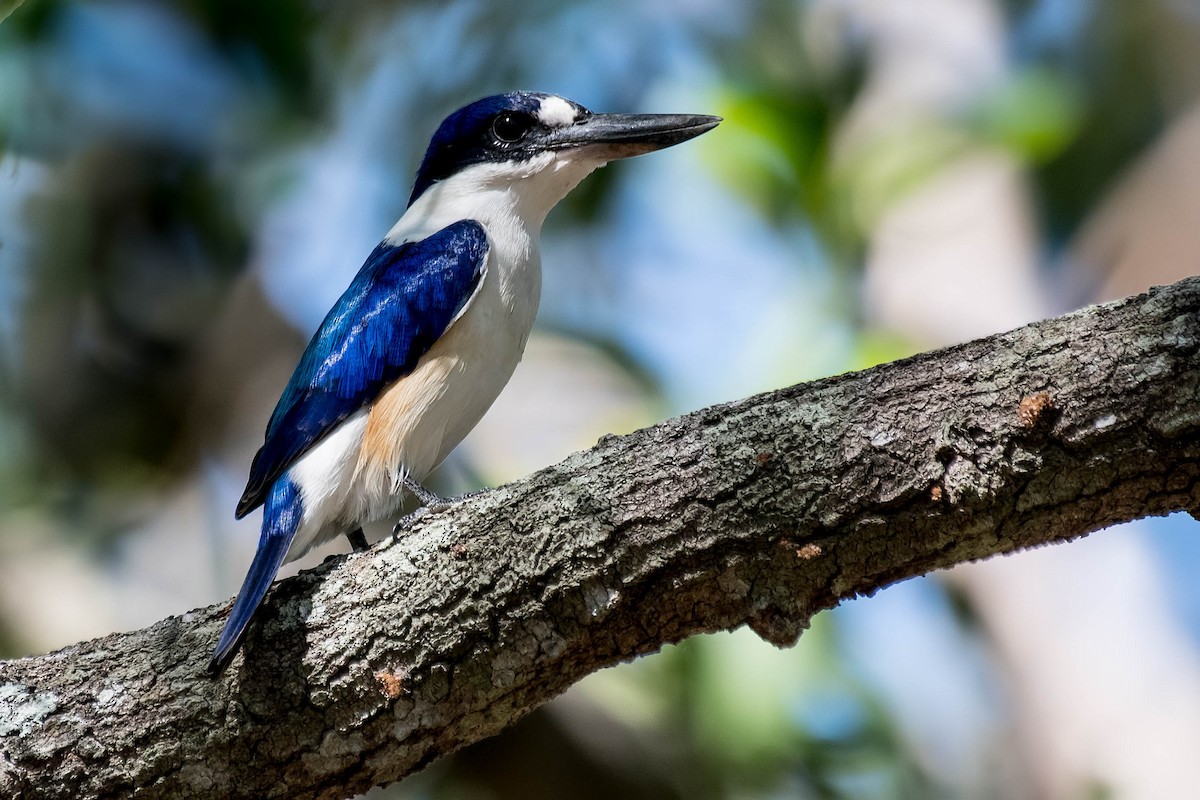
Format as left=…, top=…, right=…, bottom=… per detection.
left=392, top=506, right=431, bottom=539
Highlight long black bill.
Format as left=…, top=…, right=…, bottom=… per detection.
left=548, top=112, right=721, bottom=159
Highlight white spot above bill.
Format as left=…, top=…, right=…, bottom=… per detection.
left=537, top=96, right=577, bottom=127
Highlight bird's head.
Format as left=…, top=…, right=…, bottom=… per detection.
left=407, top=92, right=720, bottom=222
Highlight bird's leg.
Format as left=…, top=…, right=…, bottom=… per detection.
left=401, top=476, right=450, bottom=509
left=402, top=476, right=490, bottom=507
left=392, top=477, right=488, bottom=538
left=345, top=527, right=369, bottom=552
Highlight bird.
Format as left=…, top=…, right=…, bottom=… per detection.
left=209, top=91, right=720, bottom=674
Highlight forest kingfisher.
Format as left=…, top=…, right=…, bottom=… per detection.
left=209, top=91, right=720, bottom=673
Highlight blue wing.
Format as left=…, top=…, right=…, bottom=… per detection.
left=236, top=219, right=489, bottom=518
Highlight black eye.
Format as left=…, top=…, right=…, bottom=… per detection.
left=491, top=112, right=533, bottom=143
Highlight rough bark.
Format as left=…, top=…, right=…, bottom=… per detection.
left=3, top=277, right=1200, bottom=800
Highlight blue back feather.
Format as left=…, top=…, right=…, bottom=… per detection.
left=236, top=220, right=489, bottom=518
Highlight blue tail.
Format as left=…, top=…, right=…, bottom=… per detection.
left=208, top=477, right=303, bottom=675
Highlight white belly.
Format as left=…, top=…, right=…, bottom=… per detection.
left=284, top=249, right=539, bottom=559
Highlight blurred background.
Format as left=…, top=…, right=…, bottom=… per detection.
left=3, top=0, right=1200, bottom=797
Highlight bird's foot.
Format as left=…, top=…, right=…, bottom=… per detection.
left=392, top=506, right=432, bottom=537
left=391, top=478, right=488, bottom=539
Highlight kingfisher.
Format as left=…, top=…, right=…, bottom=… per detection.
left=209, top=91, right=720, bottom=673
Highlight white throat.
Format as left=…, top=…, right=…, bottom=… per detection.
left=382, top=150, right=605, bottom=320
left=385, top=150, right=604, bottom=248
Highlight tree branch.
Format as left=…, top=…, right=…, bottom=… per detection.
left=4, top=278, right=1200, bottom=800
